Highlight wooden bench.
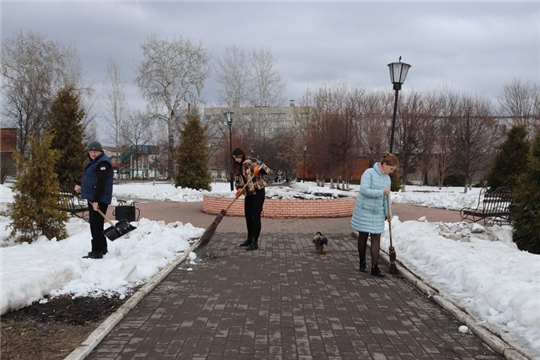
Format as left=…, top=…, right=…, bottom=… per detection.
left=460, top=186, right=515, bottom=225
left=59, top=188, right=87, bottom=219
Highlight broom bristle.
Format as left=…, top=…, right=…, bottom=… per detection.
left=199, top=221, right=219, bottom=247
left=198, top=210, right=227, bottom=247
left=389, top=246, right=398, bottom=274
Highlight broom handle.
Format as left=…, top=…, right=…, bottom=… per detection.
left=224, top=175, right=256, bottom=212
left=89, top=201, right=116, bottom=227
left=386, top=195, right=393, bottom=248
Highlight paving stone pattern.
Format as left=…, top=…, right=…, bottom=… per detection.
left=87, top=232, right=502, bottom=360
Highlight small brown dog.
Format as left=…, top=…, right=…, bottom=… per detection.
left=313, top=232, right=328, bottom=254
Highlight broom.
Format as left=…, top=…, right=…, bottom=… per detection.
left=198, top=175, right=255, bottom=247
left=387, top=195, right=398, bottom=274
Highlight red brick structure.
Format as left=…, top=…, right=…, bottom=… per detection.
left=0, top=128, right=17, bottom=180
left=202, top=195, right=355, bottom=218
left=0, top=128, right=17, bottom=151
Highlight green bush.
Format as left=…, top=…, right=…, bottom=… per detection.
left=8, top=134, right=68, bottom=243
left=173, top=107, right=212, bottom=191
left=486, top=125, right=529, bottom=191
left=512, top=130, right=540, bottom=254
left=443, top=174, right=466, bottom=187
left=47, top=86, right=86, bottom=187
left=390, top=172, right=402, bottom=192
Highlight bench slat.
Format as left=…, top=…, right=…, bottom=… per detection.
left=460, top=186, right=515, bottom=225
left=59, top=190, right=87, bottom=219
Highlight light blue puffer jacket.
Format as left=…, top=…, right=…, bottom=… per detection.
left=351, top=162, right=391, bottom=234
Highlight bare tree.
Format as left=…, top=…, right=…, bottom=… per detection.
left=119, top=110, right=153, bottom=179
left=249, top=48, right=286, bottom=138
left=102, top=57, right=128, bottom=155
left=300, top=84, right=358, bottom=184
left=1, top=31, right=88, bottom=153
left=498, top=78, right=540, bottom=139
left=135, top=34, right=210, bottom=177
left=431, top=88, right=462, bottom=188
left=212, top=45, right=253, bottom=165
left=450, top=93, right=496, bottom=193
left=270, top=127, right=301, bottom=179
left=355, top=89, right=388, bottom=160
left=416, top=90, right=440, bottom=186
left=393, top=91, right=428, bottom=191
left=213, top=45, right=252, bottom=110
left=248, top=48, right=286, bottom=107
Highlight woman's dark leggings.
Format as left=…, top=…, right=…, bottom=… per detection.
left=357, top=232, right=381, bottom=268
left=244, top=188, right=265, bottom=242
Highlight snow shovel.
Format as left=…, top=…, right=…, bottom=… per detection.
left=91, top=202, right=137, bottom=241
left=199, top=175, right=255, bottom=247
left=387, top=195, right=398, bottom=274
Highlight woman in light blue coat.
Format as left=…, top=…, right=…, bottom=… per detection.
left=351, top=153, right=399, bottom=277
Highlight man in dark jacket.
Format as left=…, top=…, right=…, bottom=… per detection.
left=74, top=141, right=114, bottom=259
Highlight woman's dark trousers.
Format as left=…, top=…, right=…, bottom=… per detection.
left=244, top=188, right=265, bottom=249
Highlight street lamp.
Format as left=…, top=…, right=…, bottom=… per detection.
left=388, top=57, right=411, bottom=153
left=224, top=111, right=234, bottom=191
left=302, top=145, right=307, bottom=183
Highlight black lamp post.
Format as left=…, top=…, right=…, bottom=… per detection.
left=302, top=145, right=307, bottom=182
left=388, top=58, right=411, bottom=153
left=224, top=111, right=234, bottom=191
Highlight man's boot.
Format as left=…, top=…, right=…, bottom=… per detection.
left=246, top=239, right=258, bottom=251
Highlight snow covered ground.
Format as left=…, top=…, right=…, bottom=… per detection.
left=0, top=181, right=538, bottom=358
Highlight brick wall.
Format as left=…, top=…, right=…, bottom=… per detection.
left=202, top=195, right=355, bottom=218
left=0, top=128, right=17, bottom=152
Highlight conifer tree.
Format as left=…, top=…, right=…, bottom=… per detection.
left=173, top=106, right=212, bottom=191
left=512, top=130, right=540, bottom=254
left=9, top=133, right=68, bottom=243
left=47, top=86, right=87, bottom=188
left=486, top=124, right=529, bottom=191
left=390, top=172, right=402, bottom=192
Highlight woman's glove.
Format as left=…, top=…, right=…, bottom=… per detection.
left=253, top=166, right=260, bottom=176
left=236, top=188, right=243, bottom=197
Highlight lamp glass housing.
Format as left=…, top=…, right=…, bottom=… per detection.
left=388, top=61, right=411, bottom=85
left=224, top=111, right=234, bottom=126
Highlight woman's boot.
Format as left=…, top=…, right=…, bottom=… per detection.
left=359, top=260, right=368, bottom=273
left=239, top=238, right=252, bottom=247
left=370, top=265, right=385, bottom=278
left=246, top=239, right=258, bottom=251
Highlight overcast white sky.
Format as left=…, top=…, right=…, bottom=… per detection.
left=2, top=1, right=539, bottom=113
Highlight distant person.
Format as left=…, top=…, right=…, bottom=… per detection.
left=232, top=148, right=272, bottom=251
left=74, top=141, right=114, bottom=259
left=351, top=152, right=399, bottom=277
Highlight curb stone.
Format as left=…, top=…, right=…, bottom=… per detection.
left=63, top=238, right=202, bottom=360
left=378, top=249, right=529, bottom=360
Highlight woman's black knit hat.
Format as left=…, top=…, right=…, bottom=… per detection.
left=232, top=148, right=245, bottom=157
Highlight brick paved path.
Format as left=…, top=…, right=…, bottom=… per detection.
left=120, top=201, right=464, bottom=234
left=86, top=212, right=502, bottom=359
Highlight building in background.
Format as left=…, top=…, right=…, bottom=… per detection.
left=203, top=101, right=307, bottom=177
left=104, top=145, right=162, bottom=180
left=0, top=128, right=17, bottom=182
